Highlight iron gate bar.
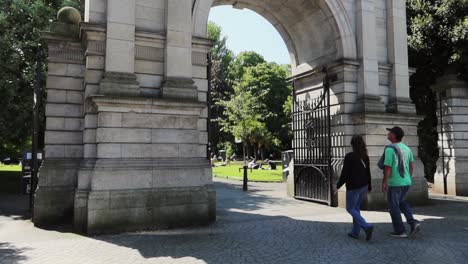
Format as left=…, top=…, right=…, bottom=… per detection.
left=292, top=67, right=333, bottom=205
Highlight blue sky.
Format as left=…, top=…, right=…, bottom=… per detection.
left=208, top=6, right=290, bottom=65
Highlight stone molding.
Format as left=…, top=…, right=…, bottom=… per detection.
left=387, top=97, right=417, bottom=115
left=161, top=77, right=198, bottom=100
left=135, top=46, right=165, bottom=62
left=99, top=72, right=140, bottom=97
left=90, top=94, right=206, bottom=115
left=48, top=43, right=84, bottom=64
left=355, top=95, right=386, bottom=113
left=86, top=41, right=106, bottom=55
left=192, top=51, right=208, bottom=66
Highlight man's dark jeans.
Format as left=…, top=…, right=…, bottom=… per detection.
left=387, top=186, right=418, bottom=234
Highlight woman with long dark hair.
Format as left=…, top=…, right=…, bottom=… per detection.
left=336, top=135, right=374, bottom=241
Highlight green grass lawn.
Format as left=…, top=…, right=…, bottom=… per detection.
left=0, top=164, right=21, bottom=172
left=213, top=163, right=283, bottom=182
left=0, top=165, right=22, bottom=193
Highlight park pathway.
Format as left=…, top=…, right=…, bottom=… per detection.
left=1, top=178, right=468, bottom=264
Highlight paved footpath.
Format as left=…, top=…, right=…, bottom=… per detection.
left=1, top=179, right=468, bottom=264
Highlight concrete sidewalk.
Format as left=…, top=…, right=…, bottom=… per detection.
left=1, top=179, right=467, bottom=264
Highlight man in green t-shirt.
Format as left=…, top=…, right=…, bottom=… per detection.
left=382, top=126, right=421, bottom=238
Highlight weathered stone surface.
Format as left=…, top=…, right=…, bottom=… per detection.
left=86, top=185, right=215, bottom=234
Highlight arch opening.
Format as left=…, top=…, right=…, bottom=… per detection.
left=193, top=0, right=357, bottom=76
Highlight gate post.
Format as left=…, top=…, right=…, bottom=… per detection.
left=432, top=75, right=468, bottom=196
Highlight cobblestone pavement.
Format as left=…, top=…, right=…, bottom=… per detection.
left=1, top=179, right=468, bottom=264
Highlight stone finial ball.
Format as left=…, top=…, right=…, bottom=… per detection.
left=57, top=7, right=81, bottom=25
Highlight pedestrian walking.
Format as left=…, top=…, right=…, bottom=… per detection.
left=336, top=135, right=374, bottom=241
left=378, top=126, right=421, bottom=238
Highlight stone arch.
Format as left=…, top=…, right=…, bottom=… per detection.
left=192, top=0, right=357, bottom=75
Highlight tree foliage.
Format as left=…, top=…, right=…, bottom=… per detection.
left=0, top=0, right=80, bottom=159
left=208, top=23, right=292, bottom=158
left=208, top=22, right=235, bottom=154
left=407, top=0, right=468, bottom=182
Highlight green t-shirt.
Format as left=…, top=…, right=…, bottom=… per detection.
left=384, top=143, right=414, bottom=187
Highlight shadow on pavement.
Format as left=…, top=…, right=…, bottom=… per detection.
left=0, top=243, right=31, bottom=264
left=93, top=208, right=468, bottom=264
left=0, top=194, right=29, bottom=220
left=90, top=181, right=468, bottom=264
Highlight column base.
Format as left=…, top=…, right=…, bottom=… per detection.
left=99, top=72, right=140, bottom=96
left=33, top=159, right=80, bottom=227
left=387, top=97, right=417, bottom=115
left=85, top=185, right=215, bottom=235
left=72, top=158, right=215, bottom=235
left=355, top=95, right=386, bottom=113
left=434, top=157, right=468, bottom=196
left=161, top=77, right=198, bottom=100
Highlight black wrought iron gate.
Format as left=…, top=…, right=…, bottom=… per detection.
left=293, top=71, right=332, bottom=205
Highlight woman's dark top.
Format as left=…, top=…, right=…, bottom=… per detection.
left=336, top=152, right=372, bottom=191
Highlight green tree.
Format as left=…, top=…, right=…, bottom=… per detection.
left=238, top=61, right=292, bottom=151
left=207, top=22, right=235, bottom=155
left=0, top=0, right=80, bottom=159
left=407, top=0, right=468, bottom=182
left=218, top=84, right=266, bottom=159
left=231, top=51, right=266, bottom=81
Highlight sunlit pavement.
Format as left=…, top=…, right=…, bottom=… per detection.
left=1, top=178, right=467, bottom=264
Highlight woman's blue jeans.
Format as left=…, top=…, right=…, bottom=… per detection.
left=346, top=185, right=372, bottom=235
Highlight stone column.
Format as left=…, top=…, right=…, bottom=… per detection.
left=34, top=18, right=85, bottom=226
left=386, top=0, right=415, bottom=114
left=161, top=0, right=197, bottom=100
left=99, top=0, right=140, bottom=96
left=433, top=76, right=468, bottom=196
left=355, top=0, right=385, bottom=112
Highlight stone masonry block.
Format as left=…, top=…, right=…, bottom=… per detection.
left=179, top=144, right=205, bottom=158
left=64, top=118, right=83, bottom=130
left=88, top=191, right=110, bottom=210
left=97, top=128, right=152, bottom=143
left=45, top=131, right=83, bottom=145
left=65, top=145, right=84, bottom=158
left=66, top=91, right=84, bottom=104
left=86, top=56, right=105, bottom=70
left=47, top=76, right=84, bottom=91
left=152, top=168, right=210, bottom=188
left=47, top=90, right=67, bottom=103
left=46, top=104, right=83, bottom=118
left=121, top=144, right=153, bottom=158
left=121, top=113, right=198, bottom=129
left=85, top=69, right=104, bottom=84
left=83, top=129, right=97, bottom=143
left=97, top=144, right=122, bottom=159
left=84, top=144, right=97, bottom=158
left=151, top=129, right=198, bottom=144
left=135, top=60, right=164, bottom=75
left=152, top=144, right=179, bottom=158
left=84, top=114, right=98, bottom=128
left=46, top=117, right=65, bottom=130
left=91, top=169, right=152, bottom=190
left=98, top=112, right=122, bottom=127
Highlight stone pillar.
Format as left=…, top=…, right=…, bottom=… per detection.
left=352, top=113, right=427, bottom=209
left=99, top=0, right=140, bottom=96
left=335, top=0, right=427, bottom=209
left=68, top=1, right=215, bottom=234
left=386, top=0, right=415, bottom=114
left=161, top=0, right=197, bottom=100
left=355, top=0, right=385, bottom=112
left=433, top=76, right=468, bottom=196
left=34, top=18, right=85, bottom=226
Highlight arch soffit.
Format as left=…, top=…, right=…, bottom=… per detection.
left=192, top=0, right=358, bottom=64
